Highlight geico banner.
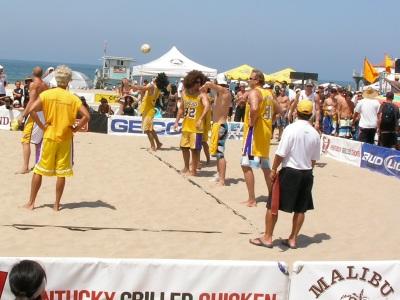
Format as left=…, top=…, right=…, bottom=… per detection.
left=290, top=261, right=399, bottom=299
left=0, top=109, right=22, bottom=130
left=0, top=258, right=290, bottom=300
left=361, top=143, right=400, bottom=179
left=320, top=134, right=362, bottom=166
left=108, top=116, right=182, bottom=136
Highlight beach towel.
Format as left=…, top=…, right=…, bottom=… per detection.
left=271, top=171, right=280, bottom=216
left=209, top=123, right=220, bottom=156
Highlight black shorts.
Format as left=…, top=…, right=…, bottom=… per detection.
left=379, top=132, right=397, bottom=148
left=228, top=107, right=233, bottom=117
left=358, top=127, right=376, bottom=144
left=267, top=167, right=314, bottom=213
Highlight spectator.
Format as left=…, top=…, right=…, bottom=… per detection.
left=118, top=95, right=137, bottom=116
left=9, top=259, right=47, bottom=300
left=163, top=84, right=178, bottom=118
left=0, top=97, right=12, bottom=109
left=23, top=76, right=33, bottom=108
left=377, top=91, right=399, bottom=149
left=352, top=87, right=380, bottom=144
left=78, top=96, right=95, bottom=113
left=98, top=98, right=112, bottom=115
left=118, top=78, right=131, bottom=97
left=13, top=81, right=24, bottom=106
left=0, top=65, right=8, bottom=104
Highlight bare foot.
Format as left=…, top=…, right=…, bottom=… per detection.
left=15, top=169, right=30, bottom=175
left=53, top=204, right=60, bottom=212
left=180, top=167, right=189, bottom=174
left=197, top=163, right=202, bottom=170
left=240, top=200, right=257, bottom=207
left=211, top=181, right=225, bottom=188
left=187, top=171, right=197, bottom=177
left=157, top=143, right=163, bottom=149
left=148, top=147, right=157, bottom=152
left=206, top=160, right=211, bottom=165
left=20, top=203, right=34, bottom=210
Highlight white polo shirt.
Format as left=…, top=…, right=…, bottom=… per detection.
left=276, top=120, right=321, bottom=170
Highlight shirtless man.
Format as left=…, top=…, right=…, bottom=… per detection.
left=233, top=82, right=248, bottom=122
left=16, top=67, right=49, bottom=174
left=289, top=79, right=321, bottom=132
left=322, top=88, right=339, bottom=136
left=276, top=87, right=291, bottom=141
left=200, top=73, right=231, bottom=187
left=337, top=91, right=354, bottom=138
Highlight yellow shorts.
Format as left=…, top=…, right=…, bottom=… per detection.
left=21, top=113, right=44, bottom=144
left=142, top=115, right=154, bottom=131
left=180, top=131, right=202, bottom=150
left=34, top=138, right=74, bottom=177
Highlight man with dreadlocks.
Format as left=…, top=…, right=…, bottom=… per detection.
left=131, top=72, right=169, bottom=151
left=173, top=70, right=210, bottom=176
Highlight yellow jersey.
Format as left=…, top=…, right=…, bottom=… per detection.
left=181, top=91, right=205, bottom=133
left=40, top=88, right=82, bottom=143
left=242, top=87, right=274, bottom=157
left=139, top=85, right=160, bottom=117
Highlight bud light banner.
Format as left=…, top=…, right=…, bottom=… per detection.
left=361, top=143, right=400, bottom=179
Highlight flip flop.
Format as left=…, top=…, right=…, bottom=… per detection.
left=281, top=239, right=297, bottom=249
left=249, top=238, right=273, bottom=249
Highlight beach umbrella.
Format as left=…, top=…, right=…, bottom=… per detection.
left=265, top=68, right=295, bottom=83
left=376, top=93, right=400, bottom=108
left=223, top=64, right=269, bottom=81
left=43, top=70, right=94, bottom=89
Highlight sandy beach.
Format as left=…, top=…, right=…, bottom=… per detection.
left=1, top=129, right=399, bottom=268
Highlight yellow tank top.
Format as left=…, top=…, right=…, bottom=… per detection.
left=182, top=91, right=204, bottom=133
left=243, top=87, right=274, bottom=157
left=139, top=85, right=160, bottom=117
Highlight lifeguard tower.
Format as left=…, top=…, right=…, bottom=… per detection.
left=94, top=55, right=136, bottom=89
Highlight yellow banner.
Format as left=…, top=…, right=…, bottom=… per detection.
left=94, top=93, right=120, bottom=103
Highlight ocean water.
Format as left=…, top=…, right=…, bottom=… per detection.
left=1, top=58, right=355, bottom=90
left=1, top=59, right=99, bottom=84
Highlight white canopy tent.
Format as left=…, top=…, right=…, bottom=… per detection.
left=131, top=46, right=217, bottom=79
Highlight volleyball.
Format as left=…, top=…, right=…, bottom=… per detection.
left=10, top=119, right=21, bottom=131
left=141, top=44, right=151, bottom=54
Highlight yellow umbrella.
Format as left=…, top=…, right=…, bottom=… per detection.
left=223, top=64, right=269, bottom=81
left=266, top=68, right=295, bottom=83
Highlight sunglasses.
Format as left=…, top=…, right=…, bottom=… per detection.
left=249, top=77, right=257, bottom=81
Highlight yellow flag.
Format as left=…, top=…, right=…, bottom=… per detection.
left=385, top=53, right=392, bottom=73
left=363, top=57, right=379, bottom=83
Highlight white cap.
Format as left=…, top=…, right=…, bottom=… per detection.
left=216, top=73, right=227, bottom=85
left=0, top=65, right=3, bottom=69
left=13, top=100, right=19, bottom=105
left=263, top=84, right=270, bottom=89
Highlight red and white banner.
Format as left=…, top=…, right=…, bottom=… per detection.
left=0, top=109, right=22, bottom=130
left=0, top=258, right=289, bottom=300
left=290, top=261, right=399, bottom=299
left=320, top=134, right=362, bottom=166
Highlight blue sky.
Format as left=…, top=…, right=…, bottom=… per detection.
left=2, top=0, right=399, bottom=81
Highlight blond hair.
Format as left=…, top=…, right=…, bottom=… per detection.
left=55, top=65, right=72, bottom=87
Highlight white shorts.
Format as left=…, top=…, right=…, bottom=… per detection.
left=31, top=112, right=45, bottom=144
left=240, top=155, right=270, bottom=169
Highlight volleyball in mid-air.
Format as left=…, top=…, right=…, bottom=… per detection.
left=141, top=44, right=151, bottom=54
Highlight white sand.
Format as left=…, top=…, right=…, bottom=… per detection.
left=1, top=129, right=399, bottom=267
